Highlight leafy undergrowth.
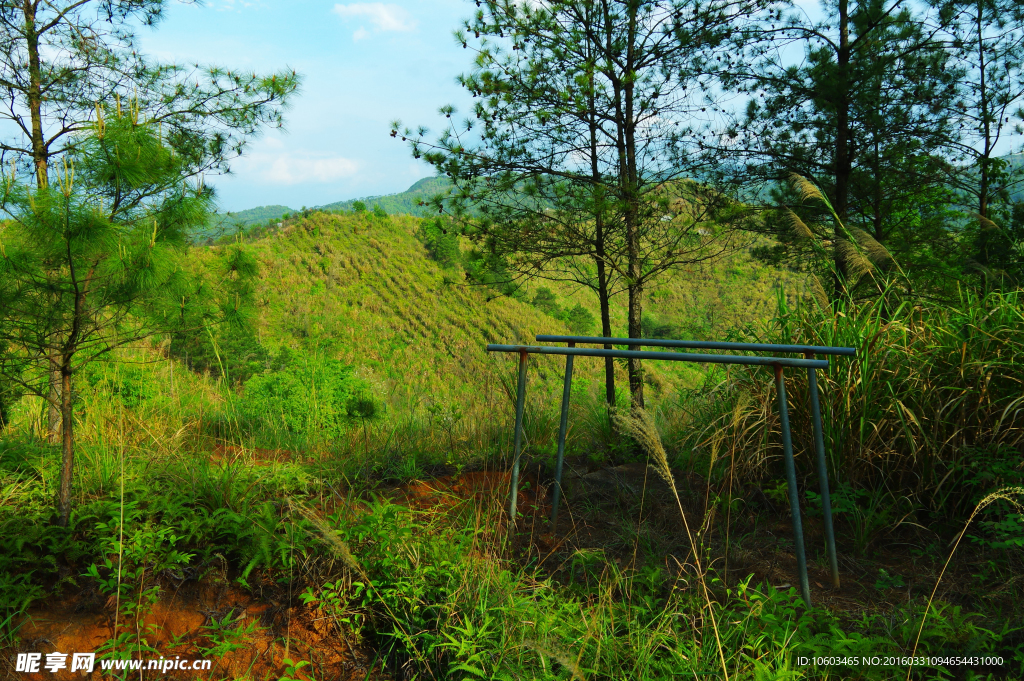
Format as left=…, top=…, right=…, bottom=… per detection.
left=2, top=434, right=1022, bottom=681
left=2, top=210, right=1023, bottom=680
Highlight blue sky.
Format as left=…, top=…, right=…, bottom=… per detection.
left=136, top=0, right=1018, bottom=214
left=137, top=0, right=477, bottom=212
left=134, top=0, right=836, bottom=213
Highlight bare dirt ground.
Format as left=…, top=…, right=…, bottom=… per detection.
left=5, top=458, right=1009, bottom=680
left=9, top=576, right=382, bottom=681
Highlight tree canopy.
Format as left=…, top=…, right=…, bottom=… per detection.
left=0, top=0, right=299, bottom=187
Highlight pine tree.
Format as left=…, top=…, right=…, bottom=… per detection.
left=398, top=0, right=759, bottom=408
left=0, top=113, right=242, bottom=526
left=0, top=0, right=298, bottom=440
left=934, top=0, right=1024, bottom=283
left=724, top=0, right=957, bottom=298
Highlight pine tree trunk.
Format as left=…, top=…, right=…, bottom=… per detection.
left=587, top=53, right=615, bottom=408
left=626, top=280, right=644, bottom=410
left=975, top=1, right=993, bottom=271
left=833, top=0, right=851, bottom=297
left=621, top=5, right=644, bottom=410
left=596, top=256, right=616, bottom=406
left=47, top=354, right=61, bottom=443
left=25, top=2, right=48, bottom=188
left=57, top=362, right=74, bottom=527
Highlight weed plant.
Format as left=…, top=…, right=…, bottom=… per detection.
left=1, top=334, right=1021, bottom=680
left=2, top=205, right=1023, bottom=679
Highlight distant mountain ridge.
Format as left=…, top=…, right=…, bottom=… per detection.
left=197, top=204, right=296, bottom=242
left=197, top=177, right=451, bottom=243
left=209, top=151, right=1024, bottom=235
left=318, top=176, right=450, bottom=216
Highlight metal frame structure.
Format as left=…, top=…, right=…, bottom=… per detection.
left=487, top=335, right=856, bottom=607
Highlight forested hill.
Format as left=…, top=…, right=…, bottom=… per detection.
left=318, top=176, right=451, bottom=216
left=198, top=177, right=449, bottom=244
left=198, top=204, right=296, bottom=242
left=192, top=209, right=804, bottom=406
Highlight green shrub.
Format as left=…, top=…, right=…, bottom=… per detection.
left=564, top=303, right=595, bottom=335
left=530, top=287, right=595, bottom=334
left=240, top=350, right=371, bottom=439
left=417, top=216, right=461, bottom=268
left=532, top=287, right=560, bottom=316
left=82, top=363, right=155, bottom=409
left=680, top=288, right=1024, bottom=497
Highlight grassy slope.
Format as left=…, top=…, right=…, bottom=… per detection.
left=207, top=210, right=804, bottom=409
left=229, top=210, right=580, bottom=405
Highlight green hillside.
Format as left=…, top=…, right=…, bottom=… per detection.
left=219, top=204, right=296, bottom=225
left=192, top=208, right=804, bottom=411
left=219, top=208, right=588, bottom=404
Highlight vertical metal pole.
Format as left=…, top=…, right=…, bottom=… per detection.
left=551, top=343, right=575, bottom=529
left=775, top=365, right=811, bottom=607
left=806, top=354, right=840, bottom=589
left=509, top=350, right=529, bottom=521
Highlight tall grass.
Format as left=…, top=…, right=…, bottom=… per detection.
left=671, top=175, right=1023, bottom=509
left=679, top=288, right=1024, bottom=506
left=4, top=199, right=1023, bottom=679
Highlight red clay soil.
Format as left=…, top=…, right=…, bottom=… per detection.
left=1, top=473, right=530, bottom=681
left=394, top=470, right=545, bottom=515
left=6, top=579, right=384, bottom=681
left=392, top=470, right=579, bottom=572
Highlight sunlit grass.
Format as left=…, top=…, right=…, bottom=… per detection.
left=1, top=207, right=1022, bottom=679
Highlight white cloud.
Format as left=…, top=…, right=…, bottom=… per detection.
left=213, top=0, right=262, bottom=10
left=353, top=26, right=371, bottom=41
left=240, top=151, right=360, bottom=185
left=261, top=136, right=286, bottom=150
left=333, top=3, right=416, bottom=33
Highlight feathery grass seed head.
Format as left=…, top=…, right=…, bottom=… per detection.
left=611, top=408, right=674, bottom=491
left=788, top=173, right=824, bottom=203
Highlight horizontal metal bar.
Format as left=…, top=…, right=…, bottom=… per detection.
left=536, top=335, right=857, bottom=357
left=488, top=344, right=829, bottom=369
